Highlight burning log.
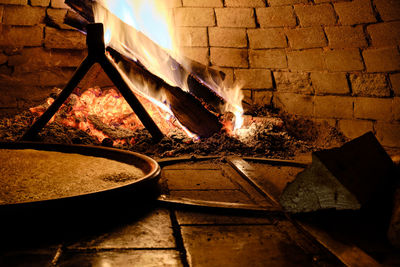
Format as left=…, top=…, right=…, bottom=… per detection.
left=64, top=0, right=226, bottom=113
left=280, top=132, right=395, bottom=213
left=107, top=47, right=222, bottom=137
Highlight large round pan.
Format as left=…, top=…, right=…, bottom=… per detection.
left=0, top=142, right=161, bottom=209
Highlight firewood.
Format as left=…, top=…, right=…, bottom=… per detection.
left=280, top=132, right=395, bottom=213
left=108, top=48, right=222, bottom=137
left=64, top=0, right=226, bottom=112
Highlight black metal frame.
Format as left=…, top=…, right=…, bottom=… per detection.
left=21, top=23, right=164, bottom=142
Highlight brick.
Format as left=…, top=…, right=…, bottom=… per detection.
left=209, top=28, right=247, bottom=48
left=354, top=97, right=392, bottom=120
left=256, top=7, right=296, bottom=28
left=325, top=26, right=367, bottom=48
left=363, top=47, right=400, bottom=72
left=249, top=49, right=287, bottom=68
left=242, top=89, right=252, bottom=105
left=234, top=69, right=273, bottom=89
left=3, top=6, right=45, bottom=26
left=273, top=92, right=313, bottom=116
left=46, top=8, right=69, bottom=28
left=214, top=67, right=234, bottom=87
left=210, top=48, right=248, bottom=67
left=334, top=0, right=376, bottom=25
left=31, top=0, right=50, bottom=6
left=182, top=0, right=223, bottom=7
left=338, top=119, right=374, bottom=139
left=324, top=49, right=364, bottom=71
left=274, top=71, right=313, bottom=94
left=12, top=67, right=74, bottom=86
left=177, top=27, right=208, bottom=47
left=10, top=48, right=85, bottom=72
left=0, top=53, right=7, bottom=65
left=286, top=27, right=327, bottom=49
left=37, top=68, right=75, bottom=86
left=181, top=47, right=209, bottom=65
left=367, top=22, right=400, bottom=47
left=225, top=0, right=266, bottom=7
left=44, top=27, right=85, bottom=49
left=7, top=53, right=25, bottom=66
left=215, top=8, right=256, bottom=28
left=164, top=0, right=182, bottom=8
left=0, top=25, right=43, bottom=46
left=253, top=90, right=273, bottom=105
left=374, top=0, right=400, bottom=21
left=311, top=72, right=349, bottom=95
left=314, top=118, right=337, bottom=128
left=51, top=0, right=68, bottom=9
left=268, top=0, right=307, bottom=6
left=390, top=73, right=400, bottom=96
left=0, top=0, right=26, bottom=4
left=375, top=122, right=400, bottom=147
left=248, top=28, right=287, bottom=49
left=294, top=4, right=336, bottom=27
left=350, top=73, right=390, bottom=97
left=287, top=49, right=325, bottom=71
left=394, top=97, right=400, bottom=121
left=175, top=8, right=215, bottom=26
left=314, top=96, right=353, bottom=119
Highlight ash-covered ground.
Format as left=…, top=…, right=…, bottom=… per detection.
left=0, top=104, right=347, bottom=160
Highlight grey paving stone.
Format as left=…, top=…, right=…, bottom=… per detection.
left=169, top=189, right=255, bottom=204
left=68, top=209, right=175, bottom=249
left=181, top=225, right=312, bottom=267
left=175, top=210, right=274, bottom=225
left=58, top=250, right=182, bottom=267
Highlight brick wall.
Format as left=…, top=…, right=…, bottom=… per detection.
left=0, top=0, right=86, bottom=112
left=0, top=0, right=399, bottom=147
left=174, top=0, right=400, bottom=147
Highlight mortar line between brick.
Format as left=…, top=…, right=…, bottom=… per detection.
left=170, top=208, right=190, bottom=267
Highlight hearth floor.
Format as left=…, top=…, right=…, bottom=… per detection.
left=1, top=155, right=399, bottom=266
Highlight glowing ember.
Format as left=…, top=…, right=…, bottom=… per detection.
left=30, top=87, right=184, bottom=144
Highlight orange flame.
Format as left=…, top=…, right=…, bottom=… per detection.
left=93, top=0, right=245, bottom=131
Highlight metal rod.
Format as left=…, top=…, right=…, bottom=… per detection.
left=21, top=23, right=164, bottom=142
left=99, top=54, right=164, bottom=142
left=21, top=56, right=93, bottom=141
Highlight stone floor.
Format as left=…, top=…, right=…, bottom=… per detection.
left=0, top=206, right=346, bottom=267
left=0, top=155, right=398, bottom=266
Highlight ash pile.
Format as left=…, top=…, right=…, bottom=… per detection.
left=0, top=90, right=346, bottom=159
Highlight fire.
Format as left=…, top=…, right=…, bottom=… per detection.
left=31, top=0, right=247, bottom=143
left=30, top=87, right=183, bottom=144
left=93, top=0, right=245, bottom=131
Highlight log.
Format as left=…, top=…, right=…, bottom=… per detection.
left=107, top=47, right=222, bottom=137
left=64, top=0, right=226, bottom=113
left=280, top=132, right=395, bottom=213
